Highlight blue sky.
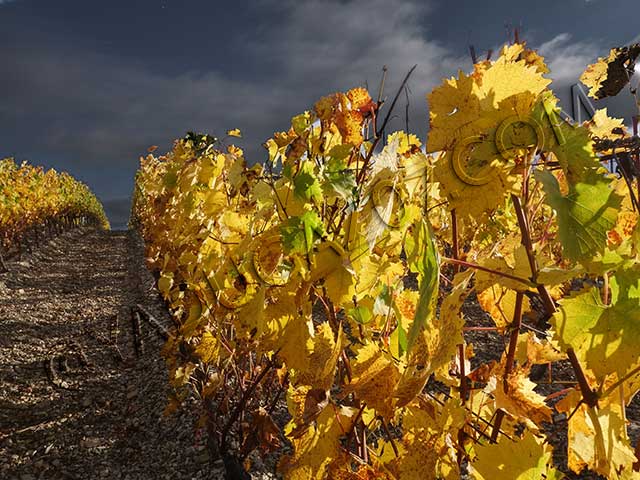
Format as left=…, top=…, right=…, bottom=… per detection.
left=0, top=0, right=638, bottom=227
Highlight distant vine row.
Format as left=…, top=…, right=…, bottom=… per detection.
left=0, top=158, right=109, bottom=268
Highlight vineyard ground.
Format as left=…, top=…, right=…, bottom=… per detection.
left=0, top=228, right=276, bottom=480
left=1, top=227, right=640, bottom=479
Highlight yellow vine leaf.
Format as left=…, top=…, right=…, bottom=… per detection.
left=314, top=94, right=338, bottom=122
left=486, top=364, right=552, bottom=426
left=157, top=271, right=174, bottom=298
left=587, top=108, right=628, bottom=142
left=537, top=266, right=585, bottom=295
left=273, top=182, right=307, bottom=218
left=479, top=56, right=550, bottom=110
left=200, top=189, right=227, bottom=217
left=399, top=397, right=464, bottom=479
left=346, top=87, right=374, bottom=112
left=295, top=323, right=344, bottom=391
left=556, top=388, right=638, bottom=478
left=607, top=178, right=640, bottom=249
left=286, top=385, right=330, bottom=429
left=335, top=109, right=364, bottom=146
left=477, top=285, right=531, bottom=331
left=236, top=287, right=266, bottom=338
left=279, top=314, right=314, bottom=374
left=350, top=253, right=382, bottom=301
left=194, top=331, right=219, bottom=364
left=259, top=287, right=298, bottom=349
left=342, top=342, right=400, bottom=420
left=471, top=430, right=559, bottom=479
left=309, top=241, right=356, bottom=308
left=169, top=362, right=196, bottom=389
left=474, top=245, right=533, bottom=292
left=328, top=462, right=394, bottom=480
left=427, top=49, right=550, bottom=218
left=279, top=405, right=357, bottom=480
left=500, top=42, right=550, bottom=74
left=179, top=292, right=203, bottom=339
left=515, top=332, right=566, bottom=366
left=228, top=155, right=247, bottom=191
left=433, top=148, right=521, bottom=219
left=581, top=52, right=610, bottom=99
left=401, top=152, right=429, bottom=200
left=219, top=210, right=250, bottom=239
left=395, top=270, right=472, bottom=405
left=387, top=131, right=422, bottom=156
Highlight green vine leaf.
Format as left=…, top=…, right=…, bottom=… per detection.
left=280, top=210, right=324, bottom=254
left=293, top=162, right=323, bottom=203
left=552, top=285, right=640, bottom=381
left=406, top=219, right=440, bottom=354
left=535, top=168, right=622, bottom=263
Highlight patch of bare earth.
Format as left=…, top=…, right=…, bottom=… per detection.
left=0, top=228, right=226, bottom=480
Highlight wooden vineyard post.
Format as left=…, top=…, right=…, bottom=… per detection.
left=131, top=307, right=144, bottom=356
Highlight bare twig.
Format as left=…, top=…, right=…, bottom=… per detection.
left=356, top=65, right=417, bottom=184
left=511, top=194, right=556, bottom=318
left=134, top=304, right=170, bottom=340
left=220, top=353, right=279, bottom=451
left=381, top=419, right=399, bottom=457
left=491, top=292, right=524, bottom=442
left=567, top=348, right=598, bottom=408
left=441, top=257, right=534, bottom=287
left=451, top=209, right=459, bottom=274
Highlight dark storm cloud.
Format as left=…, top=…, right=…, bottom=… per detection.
left=0, top=0, right=460, bottom=199
left=0, top=0, right=638, bottom=227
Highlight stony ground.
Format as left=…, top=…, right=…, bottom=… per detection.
left=0, top=228, right=229, bottom=480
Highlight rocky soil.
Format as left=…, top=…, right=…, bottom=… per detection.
left=0, top=228, right=231, bottom=480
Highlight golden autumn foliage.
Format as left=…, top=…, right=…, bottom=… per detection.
left=131, top=42, right=640, bottom=479
left=0, top=157, right=109, bottom=248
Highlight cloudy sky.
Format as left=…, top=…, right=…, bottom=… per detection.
left=1, top=0, right=638, bottom=228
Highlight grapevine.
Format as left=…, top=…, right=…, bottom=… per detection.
left=0, top=158, right=109, bottom=268
left=131, top=40, right=640, bottom=479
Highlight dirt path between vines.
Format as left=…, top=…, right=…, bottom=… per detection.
left=0, top=228, right=232, bottom=480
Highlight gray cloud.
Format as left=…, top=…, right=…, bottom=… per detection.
left=1, top=0, right=462, bottom=201
left=246, top=0, right=462, bottom=134
left=538, top=33, right=597, bottom=86
left=535, top=33, right=638, bottom=124
left=0, top=0, right=636, bottom=222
